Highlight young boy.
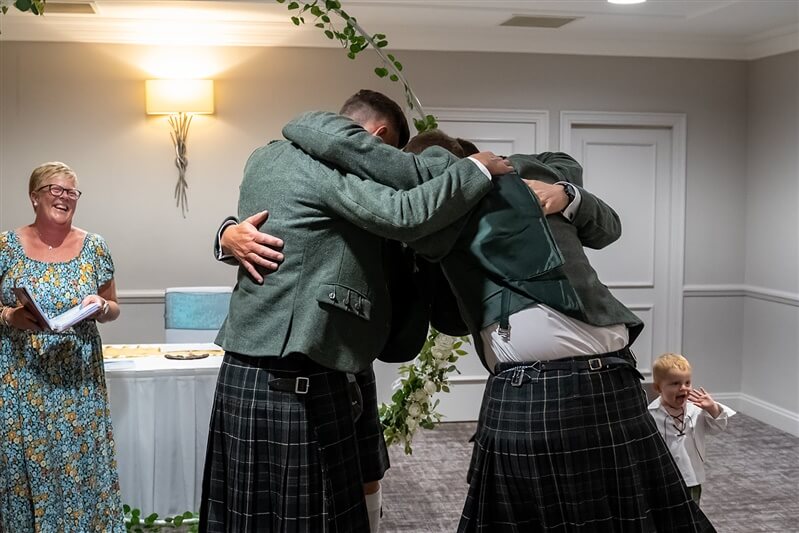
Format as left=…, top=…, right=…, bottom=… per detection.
left=649, top=352, right=736, bottom=505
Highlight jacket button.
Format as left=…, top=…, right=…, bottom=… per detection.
left=328, top=292, right=336, bottom=300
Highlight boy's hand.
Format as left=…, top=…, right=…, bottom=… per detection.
left=688, top=387, right=722, bottom=418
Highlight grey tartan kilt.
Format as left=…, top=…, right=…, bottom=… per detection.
left=200, top=353, right=388, bottom=533
left=458, top=358, right=716, bottom=533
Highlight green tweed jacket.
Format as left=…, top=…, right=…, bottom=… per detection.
left=428, top=153, right=644, bottom=365
left=216, top=112, right=492, bottom=373
left=285, top=117, right=643, bottom=368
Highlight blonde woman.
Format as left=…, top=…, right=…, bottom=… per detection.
left=0, top=162, right=123, bottom=531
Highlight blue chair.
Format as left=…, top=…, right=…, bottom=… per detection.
left=164, top=286, right=232, bottom=343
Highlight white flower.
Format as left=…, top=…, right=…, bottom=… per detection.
left=412, top=389, right=429, bottom=403
left=380, top=329, right=470, bottom=454
left=434, top=334, right=455, bottom=351
left=423, top=380, right=437, bottom=395
left=431, top=346, right=448, bottom=360
left=432, top=356, right=448, bottom=369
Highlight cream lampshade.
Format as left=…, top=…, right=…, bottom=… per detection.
left=145, top=79, right=214, bottom=217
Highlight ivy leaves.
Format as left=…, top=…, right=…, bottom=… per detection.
left=279, top=0, right=380, bottom=61
left=123, top=504, right=198, bottom=532
left=1, top=0, right=46, bottom=16
left=375, top=53, right=403, bottom=82
left=414, top=114, right=439, bottom=134
left=276, top=0, right=438, bottom=132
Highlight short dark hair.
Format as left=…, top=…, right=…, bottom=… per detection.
left=404, top=129, right=465, bottom=158
left=455, top=137, right=479, bottom=156
left=339, top=89, right=410, bottom=148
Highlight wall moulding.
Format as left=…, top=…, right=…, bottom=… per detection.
left=682, top=284, right=799, bottom=307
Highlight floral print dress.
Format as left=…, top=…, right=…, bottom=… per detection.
left=0, top=231, right=124, bottom=532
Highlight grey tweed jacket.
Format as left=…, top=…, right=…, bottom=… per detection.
left=284, top=114, right=644, bottom=369
left=216, top=112, right=492, bottom=373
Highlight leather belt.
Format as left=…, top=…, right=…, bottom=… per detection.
left=536, top=355, right=632, bottom=373
left=495, top=348, right=640, bottom=386
left=268, top=376, right=311, bottom=395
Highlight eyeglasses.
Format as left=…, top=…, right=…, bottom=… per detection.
left=36, top=184, right=82, bottom=200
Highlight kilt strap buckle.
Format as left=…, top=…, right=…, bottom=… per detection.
left=268, top=376, right=310, bottom=395
left=497, top=324, right=511, bottom=341
left=295, top=376, right=310, bottom=394
left=510, top=367, right=525, bottom=387
left=588, top=358, right=602, bottom=371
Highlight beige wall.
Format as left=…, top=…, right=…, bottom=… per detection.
left=1, top=43, right=748, bottom=290
left=3, top=42, right=795, bottom=428
left=741, top=51, right=799, bottom=427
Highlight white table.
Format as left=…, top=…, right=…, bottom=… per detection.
left=104, top=344, right=223, bottom=517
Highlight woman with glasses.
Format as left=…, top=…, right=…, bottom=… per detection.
left=0, top=162, right=123, bottom=531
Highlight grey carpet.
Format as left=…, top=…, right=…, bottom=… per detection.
left=380, top=413, right=799, bottom=532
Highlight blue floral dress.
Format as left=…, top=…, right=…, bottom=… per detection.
left=0, top=231, right=124, bottom=532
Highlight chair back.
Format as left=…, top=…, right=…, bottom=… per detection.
left=164, top=286, right=232, bottom=343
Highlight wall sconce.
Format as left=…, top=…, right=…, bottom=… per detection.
left=145, top=79, right=214, bottom=217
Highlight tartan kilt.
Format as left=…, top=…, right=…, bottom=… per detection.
left=354, top=365, right=390, bottom=483
left=200, top=353, right=374, bottom=533
left=458, top=360, right=716, bottom=532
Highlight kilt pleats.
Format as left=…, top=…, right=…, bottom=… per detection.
left=200, top=353, right=372, bottom=533
left=353, top=366, right=390, bottom=483
left=459, top=362, right=716, bottom=533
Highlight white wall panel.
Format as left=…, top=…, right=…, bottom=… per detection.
left=564, top=116, right=683, bottom=362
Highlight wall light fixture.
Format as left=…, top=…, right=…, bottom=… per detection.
left=146, top=79, right=214, bottom=217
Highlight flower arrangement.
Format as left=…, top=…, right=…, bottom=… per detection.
left=379, top=328, right=469, bottom=454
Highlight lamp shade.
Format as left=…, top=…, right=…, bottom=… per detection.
left=145, top=79, right=214, bottom=115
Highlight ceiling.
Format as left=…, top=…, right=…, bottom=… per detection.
left=1, top=0, right=797, bottom=60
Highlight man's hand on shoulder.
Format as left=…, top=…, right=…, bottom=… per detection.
left=524, top=179, right=569, bottom=216
left=470, top=152, right=515, bottom=176
left=221, top=210, right=284, bottom=284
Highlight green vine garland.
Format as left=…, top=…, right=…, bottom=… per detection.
left=276, top=0, right=438, bottom=132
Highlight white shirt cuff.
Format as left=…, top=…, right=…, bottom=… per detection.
left=215, top=218, right=239, bottom=261
left=557, top=182, right=582, bottom=222
left=467, top=156, right=492, bottom=180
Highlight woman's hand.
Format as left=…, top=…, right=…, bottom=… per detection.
left=4, top=306, right=44, bottom=331
left=83, top=280, right=120, bottom=324
left=82, top=294, right=110, bottom=321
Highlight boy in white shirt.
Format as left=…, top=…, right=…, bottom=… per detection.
left=649, top=352, right=736, bottom=505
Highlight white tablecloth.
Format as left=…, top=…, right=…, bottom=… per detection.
left=104, top=344, right=222, bottom=516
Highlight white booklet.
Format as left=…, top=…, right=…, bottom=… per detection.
left=13, top=286, right=100, bottom=333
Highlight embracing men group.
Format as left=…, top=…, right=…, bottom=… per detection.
left=199, top=89, right=716, bottom=533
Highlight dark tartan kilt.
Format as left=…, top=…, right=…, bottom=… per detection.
left=200, top=353, right=380, bottom=533
left=354, top=365, right=390, bottom=483
left=458, top=361, right=716, bottom=533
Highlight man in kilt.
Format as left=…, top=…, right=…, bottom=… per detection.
left=280, top=124, right=717, bottom=532
left=203, top=91, right=513, bottom=533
